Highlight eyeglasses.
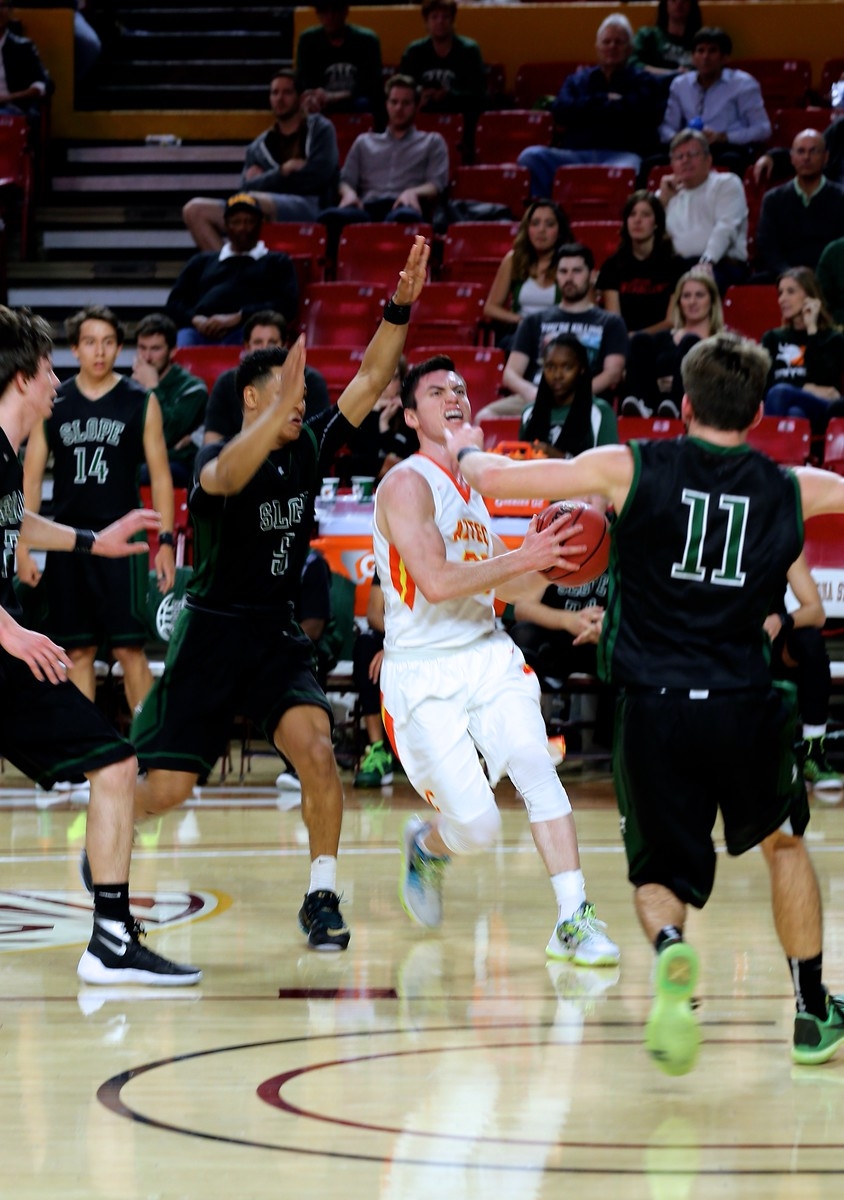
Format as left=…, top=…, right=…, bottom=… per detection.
left=670, top=149, right=706, bottom=162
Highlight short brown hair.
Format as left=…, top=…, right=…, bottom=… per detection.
left=65, top=304, right=125, bottom=347
left=681, top=332, right=770, bottom=431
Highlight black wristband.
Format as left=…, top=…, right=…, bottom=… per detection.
left=158, top=531, right=175, bottom=547
left=456, top=446, right=482, bottom=464
left=383, top=298, right=411, bottom=325
left=74, top=528, right=97, bottom=554
left=780, top=611, right=795, bottom=635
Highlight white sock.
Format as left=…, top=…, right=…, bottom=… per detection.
left=803, top=724, right=826, bottom=741
left=551, top=868, right=586, bottom=920
left=309, top=855, right=337, bottom=894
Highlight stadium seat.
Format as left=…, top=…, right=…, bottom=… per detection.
left=335, top=222, right=433, bottom=285
left=617, top=417, right=683, bottom=443
left=746, top=416, right=811, bottom=465
left=300, top=282, right=382, bottom=346
left=403, top=283, right=487, bottom=350
left=570, top=220, right=620, bottom=268
left=171, top=344, right=240, bottom=392
left=723, top=285, right=781, bottom=342
left=0, top=115, right=33, bottom=258
left=329, top=112, right=374, bottom=165
left=513, top=61, right=583, bottom=110
left=473, top=109, right=553, bottom=165
left=771, top=107, right=837, bottom=147
left=306, top=346, right=366, bottom=403
left=451, top=165, right=531, bottom=218
left=552, top=165, right=636, bottom=223
left=823, top=417, right=844, bottom=475
left=439, top=220, right=520, bottom=285
left=416, top=111, right=465, bottom=182
left=409, top=345, right=506, bottom=416
left=478, top=415, right=522, bottom=449
left=139, top=486, right=192, bottom=566
left=261, top=221, right=327, bottom=288
left=729, top=58, right=812, bottom=112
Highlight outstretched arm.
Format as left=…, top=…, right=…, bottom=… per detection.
left=20, top=508, right=162, bottom=556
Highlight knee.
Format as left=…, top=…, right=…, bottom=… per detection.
left=90, top=753, right=138, bottom=799
left=439, top=805, right=501, bottom=855
left=141, top=768, right=195, bottom=815
left=760, top=827, right=803, bottom=862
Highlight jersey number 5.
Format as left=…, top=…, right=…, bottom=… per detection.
left=671, top=488, right=749, bottom=587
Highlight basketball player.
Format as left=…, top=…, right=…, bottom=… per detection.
left=19, top=304, right=176, bottom=715
left=0, top=306, right=199, bottom=986
left=128, top=237, right=430, bottom=953
left=447, top=331, right=844, bottom=1074
left=373, top=354, right=620, bottom=966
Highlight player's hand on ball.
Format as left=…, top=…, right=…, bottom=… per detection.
left=519, top=509, right=588, bottom=576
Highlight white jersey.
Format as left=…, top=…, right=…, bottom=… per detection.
left=373, top=454, right=497, bottom=657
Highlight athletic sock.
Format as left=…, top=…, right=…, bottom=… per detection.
left=550, top=868, right=586, bottom=921
left=309, top=855, right=337, bottom=894
left=789, top=952, right=827, bottom=1020
left=93, top=883, right=132, bottom=925
left=654, top=925, right=683, bottom=954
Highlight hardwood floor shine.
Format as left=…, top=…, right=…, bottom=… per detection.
left=2, top=759, right=844, bottom=1199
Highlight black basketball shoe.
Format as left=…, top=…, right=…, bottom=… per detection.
left=298, top=889, right=351, bottom=951
left=77, top=916, right=202, bottom=986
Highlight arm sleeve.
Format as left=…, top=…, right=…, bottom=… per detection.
left=728, top=77, right=772, bottom=146
left=165, top=255, right=206, bottom=326
left=659, top=78, right=684, bottom=142
left=703, top=176, right=749, bottom=263
left=754, top=191, right=790, bottom=275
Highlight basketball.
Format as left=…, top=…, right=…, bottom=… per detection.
left=535, top=500, right=611, bottom=585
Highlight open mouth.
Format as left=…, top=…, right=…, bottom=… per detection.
left=444, top=406, right=465, bottom=424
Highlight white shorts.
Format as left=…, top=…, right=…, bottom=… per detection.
left=381, top=632, right=549, bottom=824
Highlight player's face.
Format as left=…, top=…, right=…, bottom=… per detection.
left=777, top=276, right=808, bottom=322
left=542, top=344, right=583, bottom=401
left=678, top=280, right=712, bottom=325
left=407, top=369, right=470, bottom=441
left=136, top=333, right=171, bottom=373
left=626, top=200, right=656, bottom=242
left=246, top=324, right=284, bottom=351
left=555, top=256, right=591, bottom=303
left=253, top=366, right=305, bottom=442
left=527, top=206, right=560, bottom=253
left=72, top=319, right=120, bottom=381
left=23, top=357, right=59, bottom=426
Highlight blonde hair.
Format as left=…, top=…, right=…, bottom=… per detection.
left=670, top=269, right=724, bottom=335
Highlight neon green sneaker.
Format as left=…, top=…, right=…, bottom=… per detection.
left=353, top=740, right=395, bottom=788
left=800, top=738, right=843, bottom=793
left=792, top=993, right=844, bottom=1065
left=645, top=941, right=701, bottom=1076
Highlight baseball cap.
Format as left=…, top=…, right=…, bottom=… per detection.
left=225, top=193, right=261, bottom=219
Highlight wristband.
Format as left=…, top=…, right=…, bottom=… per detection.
left=74, top=528, right=97, bottom=554
left=457, top=446, right=482, bottom=464
left=158, top=531, right=175, bottom=547
left=383, top=298, right=411, bottom=325
left=779, top=611, right=795, bottom=635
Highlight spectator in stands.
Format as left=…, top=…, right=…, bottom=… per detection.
left=131, top=314, right=208, bottom=486
left=483, top=199, right=573, bottom=351
left=398, top=0, right=486, bottom=120
left=519, top=334, right=619, bottom=455
left=762, top=267, right=844, bottom=435
left=596, top=190, right=684, bottom=333
left=477, top=242, right=628, bottom=420
left=659, top=27, right=771, bottom=175
left=657, top=128, right=749, bottom=292
left=0, top=0, right=52, bottom=133
left=295, top=0, right=385, bottom=121
left=816, top=236, right=844, bottom=327
left=768, top=553, right=843, bottom=793
left=754, top=130, right=844, bottom=280
left=167, top=194, right=299, bottom=348
left=621, top=268, right=724, bottom=418
left=319, top=74, right=449, bottom=253
left=517, top=15, right=664, bottom=197
left=755, top=117, right=844, bottom=191
left=203, top=310, right=330, bottom=445
left=630, top=0, right=702, bottom=77
left=183, top=71, right=339, bottom=250
left=352, top=571, right=397, bottom=788
left=19, top=304, right=175, bottom=715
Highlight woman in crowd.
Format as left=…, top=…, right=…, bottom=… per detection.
left=621, top=269, right=724, bottom=418
left=519, top=333, right=618, bottom=456
left=597, top=190, right=684, bottom=333
left=762, top=267, right=844, bottom=434
left=483, top=199, right=572, bottom=350
left=630, top=0, right=702, bottom=75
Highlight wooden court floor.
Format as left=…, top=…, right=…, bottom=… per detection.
left=2, top=754, right=844, bottom=1199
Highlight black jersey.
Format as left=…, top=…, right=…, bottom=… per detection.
left=600, top=437, right=803, bottom=690
left=46, top=376, right=148, bottom=529
left=187, top=405, right=351, bottom=616
left=0, top=427, right=25, bottom=619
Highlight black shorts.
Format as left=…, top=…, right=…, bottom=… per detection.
left=43, top=552, right=149, bottom=649
left=613, top=684, right=809, bottom=909
left=0, top=648, right=133, bottom=788
left=131, top=605, right=333, bottom=778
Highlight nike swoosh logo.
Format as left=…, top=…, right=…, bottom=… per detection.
left=97, top=931, right=128, bottom=956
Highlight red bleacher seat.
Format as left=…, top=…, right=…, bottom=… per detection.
left=824, top=417, right=844, bottom=475
left=473, top=110, right=553, bottom=165
left=171, top=344, right=241, bottom=392
left=570, top=220, right=620, bottom=268
left=329, top=112, right=374, bottom=165
left=301, top=282, right=382, bottom=346
left=771, top=107, right=837, bottom=147
left=723, top=285, right=781, bottom=342
left=260, top=221, right=327, bottom=289
left=452, top=165, right=531, bottom=218
left=617, top=417, right=683, bottom=443
left=730, top=58, right=812, bottom=111
left=746, top=416, right=811, bottom=465
left=403, top=283, right=487, bottom=351
left=439, top=220, right=520, bottom=285
left=306, top=346, right=366, bottom=403
left=416, top=111, right=465, bottom=182
left=552, top=165, right=636, bottom=223
left=513, top=61, right=583, bottom=110
left=334, top=222, right=433, bottom=285
left=478, top=416, right=521, bottom=449
left=0, top=115, right=33, bottom=258
left=409, top=345, right=506, bottom=416
left=139, top=485, right=192, bottom=566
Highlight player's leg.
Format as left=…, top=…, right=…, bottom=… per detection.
left=66, top=644, right=98, bottom=702
left=112, top=644, right=154, bottom=714
left=134, top=768, right=198, bottom=821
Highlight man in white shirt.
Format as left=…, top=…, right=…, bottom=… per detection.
left=657, top=129, right=749, bottom=293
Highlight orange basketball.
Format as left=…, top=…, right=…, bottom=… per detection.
left=535, top=500, right=611, bottom=586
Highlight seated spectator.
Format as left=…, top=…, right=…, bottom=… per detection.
left=816, top=236, right=844, bottom=327
left=483, top=199, right=573, bottom=351
left=754, top=129, right=844, bottom=280
left=334, top=358, right=417, bottom=484
left=203, top=310, right=330, bottom=444
left=517, top=15, right=664, bottom=196
left=762, top=267, right=844, bottom=435
left=319, top=74, right=449, bottom=253
left=596, top=189, right=684, bottom=333
left=131, top=314, right=208, bottom=486
left=630, top=0, right=702, bottom=77
left=658, top=27, right=771, bottom=175
left=0, top=0, right=52, bottom=137
left=183, top=71, right=339, bottom=250
left=621, top=268, right=724, bottom=417
left=519, top=334, right=619, bottom=455
left=295, top=0, right=385, bottom=121
left=166, top=194, right=299, bottom=347
left=768, top=553, right=842, bottom=792
left=398, top=0, right=486, bottom=121
left=352, top=570, right=397, bottom=788
left=477, top=242, right=628, bottom=420
left=657, top=128, right=749, bottom=292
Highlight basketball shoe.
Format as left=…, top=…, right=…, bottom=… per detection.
left=546, top=901, right=620, bottom=966
left=354, top=740, right=395, bottom=788
left=799, top=737, right=843, bottom=794
left=645, top=941, right=701, bottom=1076
left=77, top=916, right=202, bottom=986
left=298, top=889, right=351, bottom=951
left=792, top=993, right=844, bottom=1065
left=400, top=816, right=449, bottom=928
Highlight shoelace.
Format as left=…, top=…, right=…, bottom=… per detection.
left=562, top=903, right=610, bottom=940
left=414, top=850, right=448, bottom=886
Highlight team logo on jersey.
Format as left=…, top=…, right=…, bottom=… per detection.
left=153, top=591, right=186, bottom=642
left=0, top=889, right=223, bottom=952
